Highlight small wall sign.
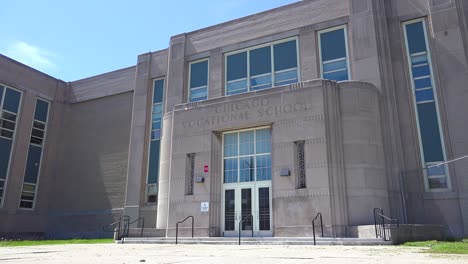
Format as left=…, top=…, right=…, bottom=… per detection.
left=204, top=165, right=209, bottom=173
left=201, top=202, right=209, bottom=212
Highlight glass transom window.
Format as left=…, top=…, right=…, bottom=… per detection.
left=318, top=25, right=350, bottom=81
left=225, top=38, right=299, bottom=96
left=223, top=127, right=272, bottom=183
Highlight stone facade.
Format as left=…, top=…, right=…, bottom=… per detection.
left=0, top=0, right=467, bottom=239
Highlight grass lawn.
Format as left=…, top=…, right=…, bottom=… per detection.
left=403, top=239, right=468, bottom=254
left=0, top=238, right=113, bottom=247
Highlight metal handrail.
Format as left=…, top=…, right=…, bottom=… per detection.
left=373, top=208, right=399, bottom=241
left=312, top=212, right=323, bottom=246
left=127, top=217, right=145, bottom=238
left=102, top=215, right=130, bottom=241
left=175, top=216, right=194, bottom=245
left=238, top=214, right=254, bottom=245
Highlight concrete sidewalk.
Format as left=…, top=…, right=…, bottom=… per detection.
left=1, top=244, right=467, bottom=264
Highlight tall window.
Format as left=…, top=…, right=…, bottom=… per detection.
left=403, top=18, right=449, bottom=191
left=318, top=25, right=350, bottom=81
left=189, top=59, right=208, bottom=102
left=147, top=79, right=164, bottom=191
left=0, top=84, right=22, bottom=207
left=223, top=127, right=271, bottom=183
left=225, top=38, right=299, bottom=95
left=19, top=99, right=49, bottom=209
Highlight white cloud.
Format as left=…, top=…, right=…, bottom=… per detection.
left=3, top=41, right=57, bottom=70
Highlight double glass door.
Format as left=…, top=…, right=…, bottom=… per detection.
left=222, top=182, right=272, bottom=237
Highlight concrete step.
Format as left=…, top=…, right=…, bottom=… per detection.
left=121, top=237, right=392, bottom=246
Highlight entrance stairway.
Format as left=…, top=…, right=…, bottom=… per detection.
left=121, top=236, right=392, bottom=246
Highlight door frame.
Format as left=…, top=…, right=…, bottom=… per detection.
left=221, top=181, right=273, bottom=237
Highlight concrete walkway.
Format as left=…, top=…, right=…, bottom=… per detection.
left=1, top=244, right=467, bottom=264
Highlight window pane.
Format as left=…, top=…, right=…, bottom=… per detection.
left=412, top=65, right=430, bottom=78
left=33, top=121, right=45, bottom=130
left=251, top=74, right=272, bottom=91
left=224, top=189, right=235, bottom=230
left=148, top=140, right=161, bottom=184
left=250, top=46, right=271, bottom=76
left=190, top=87, right=208, bottom=101
left=153, top=104, right=163, bottom=114
left=227, top=52, right=247, bottom=81
left=32, top=128, right=44, bottom=139
left=324, top=70, right=349, bottom=81
left=224, top=133, right=238, bottom=157
left=3, top=89, right=21, bottom=113
left=239, top=130, right=254, bottom=155
left=258, top=187, right=271, bottom=230
left=1, top=130, right=13, bottom=139
left=227, top=80, right=247, bottom=95
left=274, top=40, right=297, bottom=71
left=428, top=177, right=448, bottom=189
left=416, top=89, right=434, bottom=102
left=2, top=112, right=16, bottom=122
left=153, top=79, right=164, bottom=103
left=0, top=138, right=13, bottom=179
left=323, top=59, right=347, bottom=73
left=320, top=28, right=347, bottom=62
left=1, top=120, right=15, bottom=130
left=414, top=77, right=432, bottom=89
left=275, top=69, right=298, bottom=86
left=224, top=158, right=238, bottom=183
left=151, top=129, right=161, bottom=140
left=256, top=128, right=271, bottom=154
left=417, top=103, right=444, bottom=162
left=22, top=183, right=36, bottom=192
left=406, top=22, right=427, bottom=54
left=239, top=156, right=254, bottom=182
left=411, top=54, right=428, bottom=66
left=21, top=192, right=35, bottom=200
left=256, top=155, right=271, bottom=181
left=190, top=61, right=208, bottom=88
left=19, top=201, right=33, bottom=208
left=30, top=137, right=43, bottom=145
left=24, top=145, right=42, bottom=184
left=427, top=164, right=446, bottom=177
left=34, top=100, right=49, bottom=122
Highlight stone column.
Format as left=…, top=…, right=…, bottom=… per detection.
left=156, top=34, right=186, bottom=233
left=323, top=81, right=349, bottom=237
left=156, top=112, right=173, bottom=231
left=123, top=53, right=151, bottom=224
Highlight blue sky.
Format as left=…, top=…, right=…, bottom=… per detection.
left=1, top=0, right=298, bottom=81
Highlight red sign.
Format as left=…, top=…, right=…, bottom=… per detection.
left=204, top=165, right=209, bottom=173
